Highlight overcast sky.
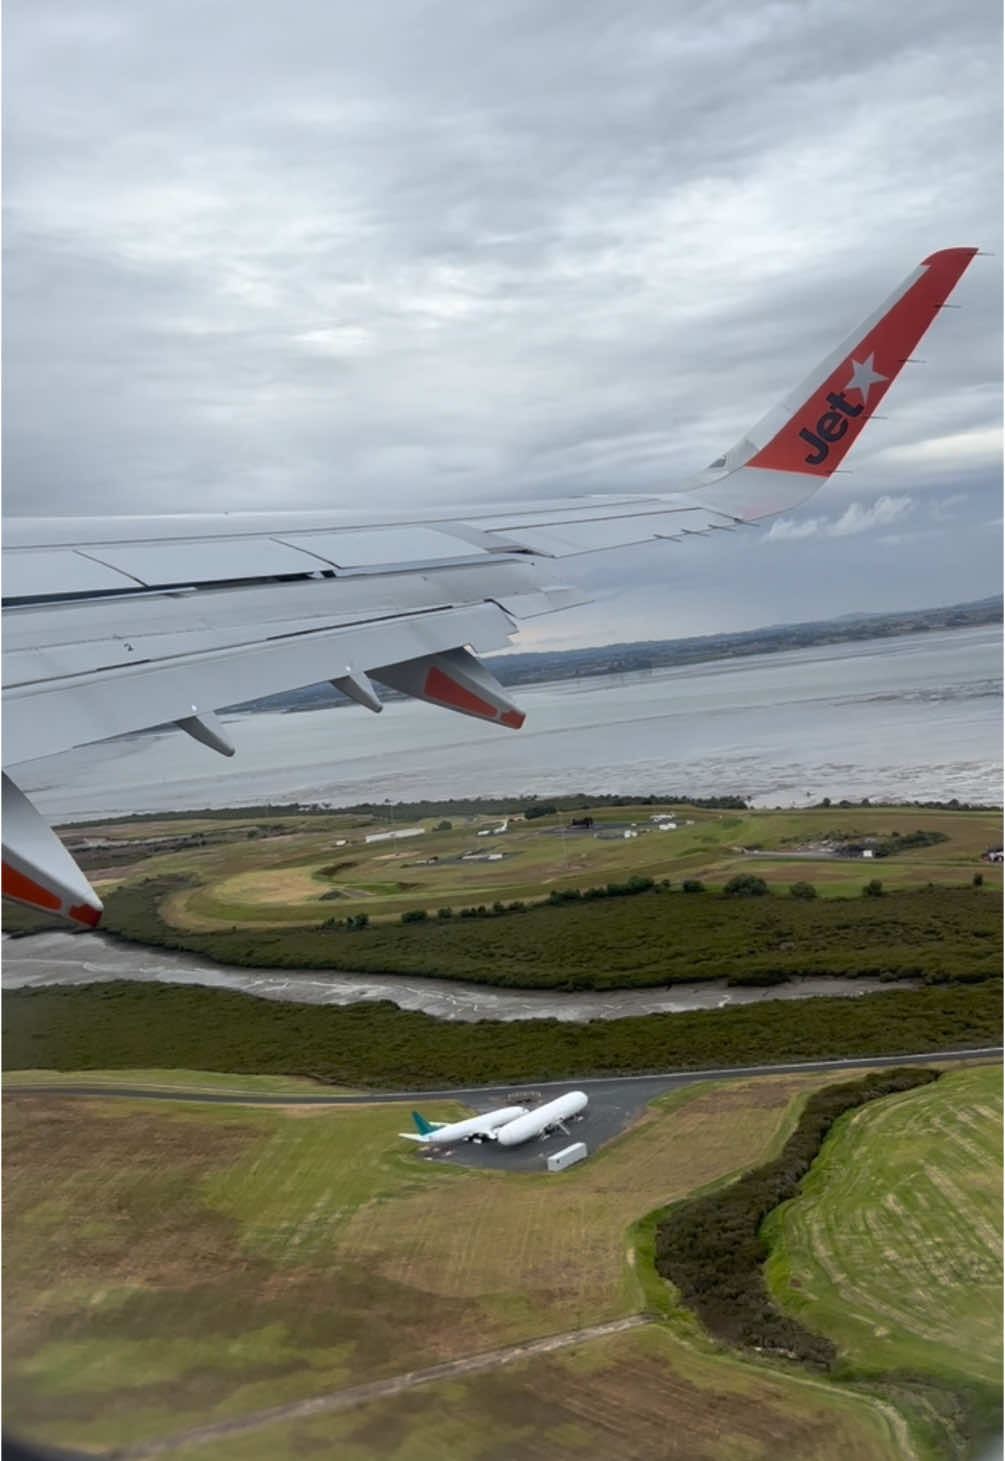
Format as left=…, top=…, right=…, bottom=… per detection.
left=4, top=0, right=1002, bottom=647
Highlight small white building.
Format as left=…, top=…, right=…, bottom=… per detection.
left=364, top=827, right=426, bottom=844
left=861, top=849, right=875, bottom=859
left=623, top=829, right=638, bottom=840
left=656, top=821, right=677, bottom=831
left=547, top=1142, right=588, bottom=1173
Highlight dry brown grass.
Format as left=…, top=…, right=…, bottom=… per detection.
left=167, top=1325, right=910, bottom=1461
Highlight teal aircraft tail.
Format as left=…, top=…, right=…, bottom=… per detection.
left=411, top=1111, right=437, bottom=1136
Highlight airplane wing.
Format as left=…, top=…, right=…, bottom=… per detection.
left=1, top=248, right=977, bottom=926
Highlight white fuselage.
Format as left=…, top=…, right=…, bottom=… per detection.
left=423, top=1105, right=529, bottom=1144
left=496, top=1091, right=588, bottom=1147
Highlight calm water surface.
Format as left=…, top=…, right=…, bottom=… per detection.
left=16, top=625, right=1003, bottom=822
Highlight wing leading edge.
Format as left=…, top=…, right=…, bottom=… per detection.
left=1, top=249, right=978, bottom=925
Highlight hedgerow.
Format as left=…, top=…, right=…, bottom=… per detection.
left=653, top=1068, right=940, bottom=1367
left=2, top=982, right=999, bottom=1089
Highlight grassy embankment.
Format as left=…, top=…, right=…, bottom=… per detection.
left=652, top=1067, right=942, bottom=1369
left=763, top=1063, right=1003, bottom=1448
left=3, top=1072, right=923, bottom=1459
left=1, top=1069, right=366, bottom=1097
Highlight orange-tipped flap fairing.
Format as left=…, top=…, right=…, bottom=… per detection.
left=2, top=774, right=104, bottom=927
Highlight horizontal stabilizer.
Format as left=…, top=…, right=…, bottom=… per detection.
left=372, top=647, right=526, bottom=729
left=1, top=774, right=103, bottom=927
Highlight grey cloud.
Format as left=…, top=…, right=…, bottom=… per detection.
left=3, top=0, right=1001, bottom=637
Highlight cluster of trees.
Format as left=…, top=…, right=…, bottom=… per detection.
left=654, top=1067, right=941, bottom=1366
left=548, top=875, right=658, bottom=903
left=723, top=874, right=769, bottom=897
left=402, top=878, right=661, bottom=923
left=321, top=912, right=369, bottom=930
left=815, top=796, right=998, bottom=812
left=835, top=830, right=949, bottom=859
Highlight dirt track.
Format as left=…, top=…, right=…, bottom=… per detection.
left=115, top=1316, right=651, bottom=1458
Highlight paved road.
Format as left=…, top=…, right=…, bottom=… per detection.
left=8, top=1047, right=1000, bottom=1174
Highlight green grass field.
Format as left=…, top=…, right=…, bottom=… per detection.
left=7, top=1066, right=998, bottom=1458
left=1, top=1069, right=364, bottom=1096
left=763, top=1065, right=1003, bottom=1400
left=52, top=802, right=1004, bottom=931
left=4, top=1073, right=841, bottom=1454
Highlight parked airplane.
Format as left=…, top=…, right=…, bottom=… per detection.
left=1, top=249, right=978, bottom=927
left=399, top=1105, right=529, bottom=1145
left=495, top=1091, right=589, bottom=1147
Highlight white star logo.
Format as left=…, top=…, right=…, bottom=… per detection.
left=843, top=353, right=888, bottom=405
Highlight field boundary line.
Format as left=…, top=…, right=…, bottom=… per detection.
left=112, top=1315, right=651, bottom=1458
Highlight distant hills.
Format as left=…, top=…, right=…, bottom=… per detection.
left=225, top=595, right=1002, bottom=715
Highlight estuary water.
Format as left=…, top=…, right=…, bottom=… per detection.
left=1, top=932, right=920, bottom=1023
left=15, top=624, right=1003, bottom=823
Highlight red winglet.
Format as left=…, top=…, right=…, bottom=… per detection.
left=748, top=248, right=978, bottom=477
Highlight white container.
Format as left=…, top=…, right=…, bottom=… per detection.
left=547, top=1142, right=588, bottom=1173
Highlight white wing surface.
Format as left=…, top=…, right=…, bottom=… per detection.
left=1, top=249, right=977, bottom=925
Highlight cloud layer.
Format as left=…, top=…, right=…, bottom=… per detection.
left=4, top=0, right=1001, bottom=641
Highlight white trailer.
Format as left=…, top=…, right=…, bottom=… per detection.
left=547, top=1142, right=587, bottom=1173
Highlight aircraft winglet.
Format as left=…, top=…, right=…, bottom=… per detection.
left=689, top=247, right=979, bottom=520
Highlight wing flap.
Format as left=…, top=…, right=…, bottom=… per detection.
left=2, top=550, right=143, bottom=599
left=85, top=538, right=333, bottom=586
left=3, top=601, right=516, bottom=766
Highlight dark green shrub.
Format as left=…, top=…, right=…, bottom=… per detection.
left=724, top=874, right=769, bottom=898
left=863, top=879, right=885, bottom=897
left=400, top=909, right=428, bottom=924
left=654, top=1068, right=940, bottom=1368
left=790, top=881, right=817, bottom=900
left=682, top=879, right=705, bottom=893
